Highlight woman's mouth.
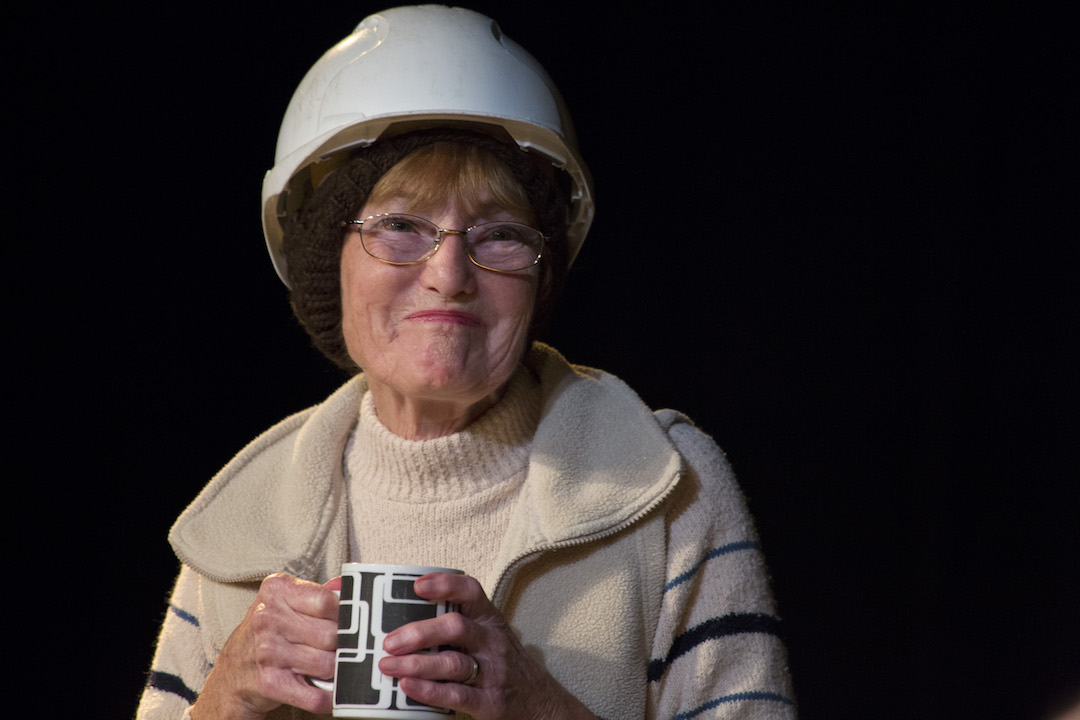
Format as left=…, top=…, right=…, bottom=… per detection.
left=405, top=310, right=483, bottom=327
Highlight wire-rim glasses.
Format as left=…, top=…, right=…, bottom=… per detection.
left=342, top=213, right=545, bottom=273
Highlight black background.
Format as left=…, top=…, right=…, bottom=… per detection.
left=13, top=2, right=1077, bottom=719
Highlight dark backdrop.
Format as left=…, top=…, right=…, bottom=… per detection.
left=14, top=3, right=1077, bottom=719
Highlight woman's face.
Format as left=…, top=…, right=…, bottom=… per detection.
left=340, top=194, right=538, bottom=433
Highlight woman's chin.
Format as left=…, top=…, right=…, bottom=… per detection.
left=400, top=368, right=497, bottom=407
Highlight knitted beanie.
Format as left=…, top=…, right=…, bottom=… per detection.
left=282, top=128, right=571, bottom=372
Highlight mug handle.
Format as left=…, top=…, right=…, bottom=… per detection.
left=309, top=676, right=334, bottom=692
left=308, top=587, right=341, bottom=693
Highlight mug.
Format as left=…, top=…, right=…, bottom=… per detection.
left=312, top=562, right=463, bottom=718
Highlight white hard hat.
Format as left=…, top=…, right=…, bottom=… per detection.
left=261, top=4, right=595, bottom=287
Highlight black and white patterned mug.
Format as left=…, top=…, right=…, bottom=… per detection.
left=311, top=563, right=463, bottom=718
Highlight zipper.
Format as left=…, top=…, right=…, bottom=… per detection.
left=491, top=469, right=682, bottom=609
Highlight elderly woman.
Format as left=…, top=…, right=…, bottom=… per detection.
left=138, top=6, right=795, bottom=720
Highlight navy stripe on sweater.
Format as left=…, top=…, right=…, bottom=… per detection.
left=147, top=671, right=198, bottom=704
left=170, top=604, right=199, bottom=627
left=664, top=541, right=759, bottom=593
left=673, top=691, right=796, bottom=719
left=647, top=612, right=784, bottom=682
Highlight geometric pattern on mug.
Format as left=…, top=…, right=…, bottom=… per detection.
left=333, top=569, right=455, bottom=713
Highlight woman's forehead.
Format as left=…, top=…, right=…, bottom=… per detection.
left=362, top=194, right=533, bottom=223
left=362, top=142, right=537, bottom=222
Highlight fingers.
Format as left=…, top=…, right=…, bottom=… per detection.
left=250, top=575, right=339, bottom=656
left=379, top=648, right=478, bottom=684
left=382, top=573, right=490, bottom=657
left=262, top=573, right=340, bottom=622
left=413, top=572, right=505, bottom=629
left=252, top=625, right=336, bottom=680
left=381, top=654, right=492, bottom=719
left=196, top=573, right=339, bottom=717
left=250, top=605, right=338, bottom=662
left=413, top=572, right=489, bottom=610
left=251, top=668, right=335, bottom=715
left=398, top=676, right=484, bottom=716
left=383, top=607, right=503, bottom=660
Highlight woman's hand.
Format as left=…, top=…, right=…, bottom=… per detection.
left=191, top=574, right=340, bottom=720
left=377, top=572, right=597, bottom=720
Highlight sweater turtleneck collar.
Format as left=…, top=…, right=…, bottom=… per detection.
left=344, top=365, right=540, bottom=502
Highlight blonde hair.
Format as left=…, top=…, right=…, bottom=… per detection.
left=364, top=142, right=538, bottom=223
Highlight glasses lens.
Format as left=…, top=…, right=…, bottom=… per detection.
left=360, top=214, right=438, bottom=264
left=469, top=222, right=544, bottom=271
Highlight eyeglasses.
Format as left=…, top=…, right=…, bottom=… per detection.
left=342, top=213, right=545, bottom=273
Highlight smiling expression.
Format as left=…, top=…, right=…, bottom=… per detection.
left=340, top=194, right=539, bottom=427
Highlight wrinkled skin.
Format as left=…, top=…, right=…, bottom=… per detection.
left=191, top=574, right=341, bottom=719
left=190, top=573, right=596, bottom=720
left=340, top=199, right=539, bottom=440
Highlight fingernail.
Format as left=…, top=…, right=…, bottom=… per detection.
left=383, top=633, right=401, bottom=653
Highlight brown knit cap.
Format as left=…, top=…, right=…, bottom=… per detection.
left=282, top=128, right=571, bottom=372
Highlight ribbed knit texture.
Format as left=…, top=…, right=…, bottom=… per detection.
left=344, top=368, right=539, bottom=593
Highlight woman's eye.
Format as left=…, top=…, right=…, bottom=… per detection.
left=485, top=225, right=522, bottom=242
left=385, top=219, right=416, bottom=233
left=368, top=215, right=425, bottom=235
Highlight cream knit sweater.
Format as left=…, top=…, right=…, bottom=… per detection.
left=345, top=368, right=539, bottom=592
left=139, top=345, right=797, bottom=720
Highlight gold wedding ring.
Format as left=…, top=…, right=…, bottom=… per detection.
left=464, top=655, right=480, bottom=685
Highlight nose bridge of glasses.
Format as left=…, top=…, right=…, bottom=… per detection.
left=439, top=226, right=493, bottom=257
left=429, top=226, right=480, bottom=267
left=436, top=227, right=470, bottom=248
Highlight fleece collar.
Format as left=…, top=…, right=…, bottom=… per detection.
left=169, top=344, right=683, bottom=584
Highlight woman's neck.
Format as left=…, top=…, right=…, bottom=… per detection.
left=364, top=380, right=506, bottom=440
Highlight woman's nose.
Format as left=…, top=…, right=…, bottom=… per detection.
left=420, top=230, right=477, bottom=297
